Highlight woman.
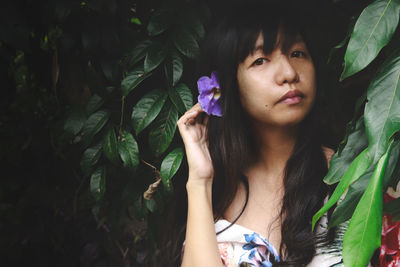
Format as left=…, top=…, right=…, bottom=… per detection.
left=168, top=2, right=344, bottom=266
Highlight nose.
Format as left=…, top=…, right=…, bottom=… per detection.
left=275, top=56, right=299, bottom=85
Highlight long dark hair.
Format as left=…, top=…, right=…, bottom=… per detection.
left=163, top=2, right=335, bottom=266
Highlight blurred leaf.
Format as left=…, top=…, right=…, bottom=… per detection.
left=173, top=27, right=199, bottom=59
left=127, top=39, right=152, bottom=67
left=312, top=148, right=372, bottom=230
left=103, top=128, right=118, bottom=163
left=144, top=42, right=168, bottom=73
left=118, top=130, right=139, bottom=172
left=149, top=101, right=179, bottom=156
left=182, top=14, right=205, bottom=40
left=121, top=66, right=152, bottom=96
left=90, top=166, right=106, bottom=202
left=144, top=198, right=156, bottom=212
left=64, top=106, right=87, bottom=136
left=131, top=89, right=168, bottom=135
left=164, top=48, right=183, bottom=86
left=343, top=139, right=394, bottom=267
left=81, top=143, right=102, bottom=176
left=86, top=94, right=104, bottom=115
left=340, top=0, right=400, bottom=80
left=384, top=197, right=400, bottom=220
left=324, top=116, right=368, bottom=184
left=168, top=83, right=193, bottom=114
left=327, top=16, right=356, bottom=64
left=134, top=197, right=145, bottom=220
left=160, top=147, right=183, bottom=190
left=81, top=110, right=110, bottom=144
left=147, top=8, right=174, bottom=36
left=365, top=49, right=400, bottom=164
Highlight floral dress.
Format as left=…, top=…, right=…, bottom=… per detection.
left=214, top=215, right=349, bottom=267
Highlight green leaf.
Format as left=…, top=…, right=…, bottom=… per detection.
left=149, top=101, right=179, bottom=156
left=144, top=198, right=156, bottom=212
left=340, top=0, right=400, bottom=80
left=160, top=147, right=184, bottom=190
left=90, top=166, right=106, bottom=202
left=64, top=106, right=87, bottom=136
left=80, top=143, right=102, bottom=176
left=327, top=16, right=356, bottom=64
left=312, top=148, right=372, bottom=230
left=147, top=8, right=174, bottom=36
left=324, top=116, right=368, bottom=184
left=131, top=89, right=168, bottom=135
left=164, top=49, right=183, bottom=86
left=173, top=27, right=199, bottom=59
left=384, top=197, right=400, bottom=221
left=365, top=49, right=400, bottom=164
left=343, top=139, right=394, bottom=267
left=168, top=83, right=193, bottom=114
left=118, top=130, right=139, bottom=172
left=103, top=128, right=118, bottom=163
left=86, top=94, right=104, bottom=115
left=121, top=66, right=152, bottom=96
left=127, top=40, right=152, bottom=67
left=144, top=42, right=168, bottom=73
left=81, top=110, right=110, bottom=144
left=183, top=15, right=205, bottom=40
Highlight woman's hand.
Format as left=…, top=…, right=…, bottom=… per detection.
left=177, top=103, right=214, bottom=185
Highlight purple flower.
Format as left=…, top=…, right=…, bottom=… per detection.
left=239, top=233, right=280, bottom=267
left=197, top=71, right=222, bottom=117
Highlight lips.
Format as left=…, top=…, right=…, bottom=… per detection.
left=278, top=89, right=304, bottom=104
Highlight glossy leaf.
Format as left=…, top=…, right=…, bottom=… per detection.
left=118, top=130, right=139, bottom=172
left=121, top=66, right=152, bottom=96
left=343, top=139, right=394, bottom=267
left=173, top=28, right=199, bottom=59
left=80, top=143, right=102, bottom=176
left=127, top=40, right=152, bottom=67
left=131, top=89, right=168, bottom=135
left=64, top=106, right=87, bottom=136
left=164, top=49, right=183, bottom=86
left=364, top=49, right=400, bottom=164
left=86, top=94, right=104, bottom=115
left=90, top=166, right=106, bottom=202
left=160, top=147, right=184, bottom=190
left=324, top=116, right=368, bottom=184
left=103, top=128, right=118, bottom=163
left=144, top=42, right=168, bottom=73
left=149, top=101, right=179, bottom=156
left=147, top=8, right=174, bottom=36
left=340, top=0, right=400, bottom=80
left=312, top=148, right=372, bottom=230
left=81, top=110, right=110, bottom=144
left=168, top=83, right=193, bottom=114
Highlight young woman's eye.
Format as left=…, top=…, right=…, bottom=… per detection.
left=291, top=51, right=307, bottom=58
left=252, top=58, right=268, bottom=66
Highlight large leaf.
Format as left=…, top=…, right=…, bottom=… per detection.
left=149, top=101, right=179, bottom=156
left=168, top=83, right=193, bottom=114
left=160, top=147, right=184, bottom=190
left=80, top=143, right=102, bottom=176
left=118, top=130, right=139, bottom=172
left=64, top=106, right=87, bottom=136
left=364, top=49, right=400, bottom=164
left=121, top=66, right=152, bottom=96
left=312, top=148, right=372, bottom=230
left=340, top=0, right=400, bottom=80
left=173, top=27, right=199, bottom=59
left=164, top=48, right=183, bottom=86
left=343, top=139, right=394, bottom=267
left=103, top=128, right=118, bottom=163
left=86, top=94, right=104, bottom=115
left=127, top=40, right=152, bottom=67
left=147, top=8, right=174, bottom=36
left=324, top=116, right=368, bottom=184
left=90, top=166, right=106, bottom=202
left=131, top=89, right=168, bottom=135
left=144, top=42, right=168, bottom=73
left=81, top=110, right=110, bottom=144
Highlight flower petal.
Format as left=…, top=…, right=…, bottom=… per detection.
left=197, top=76, right=214, bottom=94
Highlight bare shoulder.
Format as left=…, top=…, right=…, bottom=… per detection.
left=322, top=146, right=335, bottom=168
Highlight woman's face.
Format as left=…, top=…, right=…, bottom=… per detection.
left=237, top=31, right=316, bottom=128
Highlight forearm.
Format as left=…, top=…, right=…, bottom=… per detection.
left=181, top=180, right=224, bottom=267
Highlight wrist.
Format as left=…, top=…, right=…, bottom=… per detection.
left=186, top=178, right=213, bottom=191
